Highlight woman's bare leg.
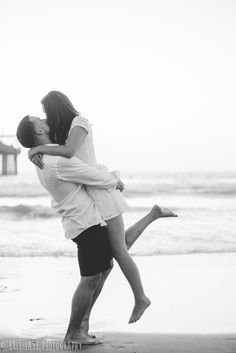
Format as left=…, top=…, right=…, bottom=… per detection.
left=125, top=204, right=177, bottom=249
left=107, top=215, right=151, bottom=323
left=79, top=205, right=177, bottom=330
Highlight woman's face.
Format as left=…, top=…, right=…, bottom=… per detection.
left=41, top=103, right=48, bottom=123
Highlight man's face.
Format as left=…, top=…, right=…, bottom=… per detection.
left=29, top=116, right=50, bottom=135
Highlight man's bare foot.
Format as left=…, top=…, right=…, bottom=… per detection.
left=79, top=322, right=97, bottom=339
left=150, top=204, right=177, bottom=220
left=79, top=329, right=103, bottom=339
left=77, top=330, right=96, bottom=339
left=63, top=334, right=103, bottom=350
left=128, top=296, right=151, bottom=324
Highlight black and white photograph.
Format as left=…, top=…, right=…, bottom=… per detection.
left=0, top=0, right=236, bottom=352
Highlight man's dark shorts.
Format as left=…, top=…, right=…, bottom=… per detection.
left=72, top=224, right=113, bottom=277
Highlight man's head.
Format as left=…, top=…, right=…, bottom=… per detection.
left=16, top=115, right=50, bottom=148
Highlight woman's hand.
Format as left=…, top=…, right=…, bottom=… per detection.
left=28, top=147, right=41, bottom=161
left=28, top=147, right=44, bottom=169
left=29, top=154, right=44, bottom=169
left=116, top=179, right=125, bottom=192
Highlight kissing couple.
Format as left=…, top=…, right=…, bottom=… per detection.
left=16, top=91, right=177, bottom=348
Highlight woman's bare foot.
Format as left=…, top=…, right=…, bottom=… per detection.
left=128, top=296, right=151, bottom=324
left=150, top=204, right=177, bottom=220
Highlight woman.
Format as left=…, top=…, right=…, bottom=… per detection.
left=29, top=91, right=176, bottom=324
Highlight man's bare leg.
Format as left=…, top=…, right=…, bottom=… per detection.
left=79, top=204, right=177, bottom=335
left=64, top=273, right=103, bottom=346
left=79, top=269, right=111, bottom=337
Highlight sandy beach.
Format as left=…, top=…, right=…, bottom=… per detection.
left=1, top=253, right=236, bottom=352
left=1, top=333, right=236, bottom=353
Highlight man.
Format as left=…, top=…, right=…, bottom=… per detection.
left=16, top=115, right=177, bottom=347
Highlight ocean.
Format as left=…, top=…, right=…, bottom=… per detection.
left=1, top=170, right=236, bottom=338
left=1, top=170, right=236, bottom=258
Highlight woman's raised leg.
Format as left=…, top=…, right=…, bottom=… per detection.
left=125, top=204, right=177, bottom=249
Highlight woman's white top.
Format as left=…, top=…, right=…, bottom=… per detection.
left=68, top=115, right=128, bottom=220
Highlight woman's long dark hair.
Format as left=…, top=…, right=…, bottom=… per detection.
left=41, top=91, right=79, bottom=145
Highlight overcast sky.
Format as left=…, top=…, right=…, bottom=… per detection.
left=0, top=0, right=235, bottom=172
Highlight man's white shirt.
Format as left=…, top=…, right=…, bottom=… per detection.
left=35, top=154, right=118, bottom=239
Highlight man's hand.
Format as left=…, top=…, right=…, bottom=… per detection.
left=30, top=154, right=44, bottom=169
left=116, top=179, right=125, bottom=192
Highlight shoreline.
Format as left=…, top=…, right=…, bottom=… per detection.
left=1, top=250, right=236, bottom=257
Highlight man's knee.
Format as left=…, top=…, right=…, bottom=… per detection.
left=81, top=273, right=101, bottom=288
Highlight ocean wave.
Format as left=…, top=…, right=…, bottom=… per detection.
left=124, top=185, right=236, bottom=197
left=0, top=249, right=236, bottom=257
left=0, top=204, right=209, bottom=219
left=0, top=250, right=74, bottom=257
left=1, top=186, right=235, bottom=199
left=0, top=204, right=156, bottom=219
left=131, top=249, right=236, bottom=256
left=0, top=205, right=57, bottom=219
left=1, top=172, right=236, bottom=198
left=0, top=203, right=227, bottom=219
